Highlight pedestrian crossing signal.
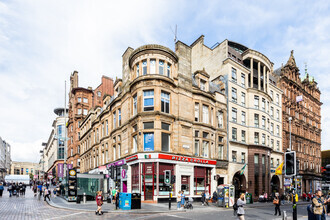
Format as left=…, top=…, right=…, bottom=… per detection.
left=164, top=170, right=171, bottom=185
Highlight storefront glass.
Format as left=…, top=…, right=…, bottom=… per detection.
left=159, top=163, right=175, bottom=195
left=181, top=176, right=190, bottom=195
left=131, top=163, right=139, bottom=193
left=194, top=166, right=211, bottom=195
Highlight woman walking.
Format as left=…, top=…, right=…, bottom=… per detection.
left=273, top=193, right=281, bottom=216
left=0, top=183, right=4, bottom=197
left=237, top=193, right=246, bottom=220
left=95, top=191, right=104, bottom=215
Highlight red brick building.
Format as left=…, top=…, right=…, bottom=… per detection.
left=277, top=51, right=322, bottom=194
left=67, top=71, right=114, bottom=171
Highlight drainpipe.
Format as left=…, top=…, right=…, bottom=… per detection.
left=219, top=75, right=229, bottom=162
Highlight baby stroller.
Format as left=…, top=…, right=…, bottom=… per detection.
left=13, top=189, right=17, bottom=196
left=184, top=197, right=193, bottom=209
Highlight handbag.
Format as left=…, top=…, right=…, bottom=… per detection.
left=273, top=199, right=279, bottom=205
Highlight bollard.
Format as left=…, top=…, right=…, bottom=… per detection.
left=83, top=193, right=86, bottom=204
left=282, top=211, right=287, bottom=220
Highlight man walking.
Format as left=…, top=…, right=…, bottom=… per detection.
left=312, top=190, right=330, bottom=220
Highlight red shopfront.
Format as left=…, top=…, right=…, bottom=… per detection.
left=128, top=153, right=216, bottom=201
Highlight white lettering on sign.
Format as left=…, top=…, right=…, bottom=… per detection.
left=183, top=145, right=190, bottom=149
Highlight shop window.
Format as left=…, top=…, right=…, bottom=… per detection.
left=131, top=164, right=139, bottom=193
left=161, top=133, right=170, bottom=152
left=143, top=90, right=154, bottom=111
left=181, top=176, right=190, bottom=195
left=150, top=59, right=156, bottom=74
left=194, top=167, right=211, bottom=195
left=144, top=122, right=154, bottom=129
left=142, top=60, right=147, bottom=75
left=159, top=60, right=164, bottom=75
left=161, top=91, right=170, bottom=113
left=159, top=163, right=174, bottom=195
left=202, top=141, right=209, bottom=158
left=144, top=132, right=154, bottom=151
left=194, top=140, right=199, bottom=156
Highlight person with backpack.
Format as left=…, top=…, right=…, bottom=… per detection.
left=312, top=190, right=330, bottom=220
left=273, top=193, right=281, bottom=216
left=236, top=193, right=246, bottom=220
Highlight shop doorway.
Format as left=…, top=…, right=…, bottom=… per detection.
left=122, top=181, right=127, bottom=193
left=232, top=172, right=246, bottom=199
left=270, top=175, right=280, bottom=195
left=142, top=163, right=156, bottom=201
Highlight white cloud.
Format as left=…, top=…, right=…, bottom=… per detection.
left=0, top=0, right=329, bottom=164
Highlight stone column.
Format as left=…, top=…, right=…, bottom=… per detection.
left=250, top=58, right=253, bottom=88
left=258, top=62, right=261, bottom=90
left=267, top=70, right=270, bottom=94
left=263, top=66, right=266, bottom=92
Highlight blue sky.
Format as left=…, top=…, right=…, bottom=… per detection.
left=0, top=0, right=329, bottom=162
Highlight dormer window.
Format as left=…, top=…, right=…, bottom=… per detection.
left=159, top=60, right=164, bottom=75
left=200, top=79, right=206, bottom=91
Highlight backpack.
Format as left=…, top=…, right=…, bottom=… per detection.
left=233, top=202, right=238, bottom=211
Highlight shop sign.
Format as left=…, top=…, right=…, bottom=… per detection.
left=284, top=178, right=291, bottom=186
left=58, top=163, right=64, bottom=178
left=182, top=145, right=190, bottom=149
left=122, top=169, right=127, bottom=179
left=144, top=133, right=154, bottom=151
left=125, top=155, right=138, bottom=162
left=106, top=159, right=126, bottom=168
left=159, top=154, right=217, bottom=165
left=271, top=169, right=275, bottom=173
left=98, top=166, right=106, bottom=171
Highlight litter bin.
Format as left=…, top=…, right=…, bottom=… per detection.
left=76, top=195, right=81, bottom=204
left=246, top=193, right=252, bottom=204
left=131, top=193, right=141, bottom=209
left=119, top=193, right=131, bottom=210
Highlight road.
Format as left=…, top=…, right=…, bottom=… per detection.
left=0, top=186, right=313, bottom=219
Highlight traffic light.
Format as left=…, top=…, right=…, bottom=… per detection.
left=325, top=164, right=330, bottom=183
left=285, top=151, right=296, bottom=176
left=164, top=170, right=171, bottom=185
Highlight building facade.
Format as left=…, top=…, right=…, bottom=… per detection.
left=41, top=108, right=68, bottom=182
left=189, top=36, right=283, bottom=199
left=66, top=71, right=114, bottom=171
left=10, top=161, right=38, bottom=177
left=277, top=51, right=322, bottom=195
left=79, top=43, right=228, bottom=202
left=0, top=137, right=11, bottom=179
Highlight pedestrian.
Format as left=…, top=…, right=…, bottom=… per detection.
left=181, top=191, right=185, bottom=209
left=44, top=188, right=51, bottom=201
left=22, top=184, right=26, bottom=197
left=273, top=193, right=281, bottom=216
left=326, top=192, right=330, bottom=216
left=112, top=187, right=117, bottom=204
left=212, top=191, right=218, bottom=203
left=312, top=190, right=330, bottom=220
left=108, top=187, right=112, bottom=202
left=237, top=193, right=246, bottom=220
left=0, top=183, right=4, bottom=197
left=95, top=191, right=104, bottom=215
left=8, top=183, right=12, bottom=197
left=53, top=188, right=57, bottom=198
left=37, top=183, right=43, bottom=200
left=33, top=184, right=37, bottom=197
left=115, top=189, right=120, bottom=210
left=177, top=191, right=182, bottom=209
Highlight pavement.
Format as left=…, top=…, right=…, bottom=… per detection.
left=0, top=186, right=315, bottom=219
